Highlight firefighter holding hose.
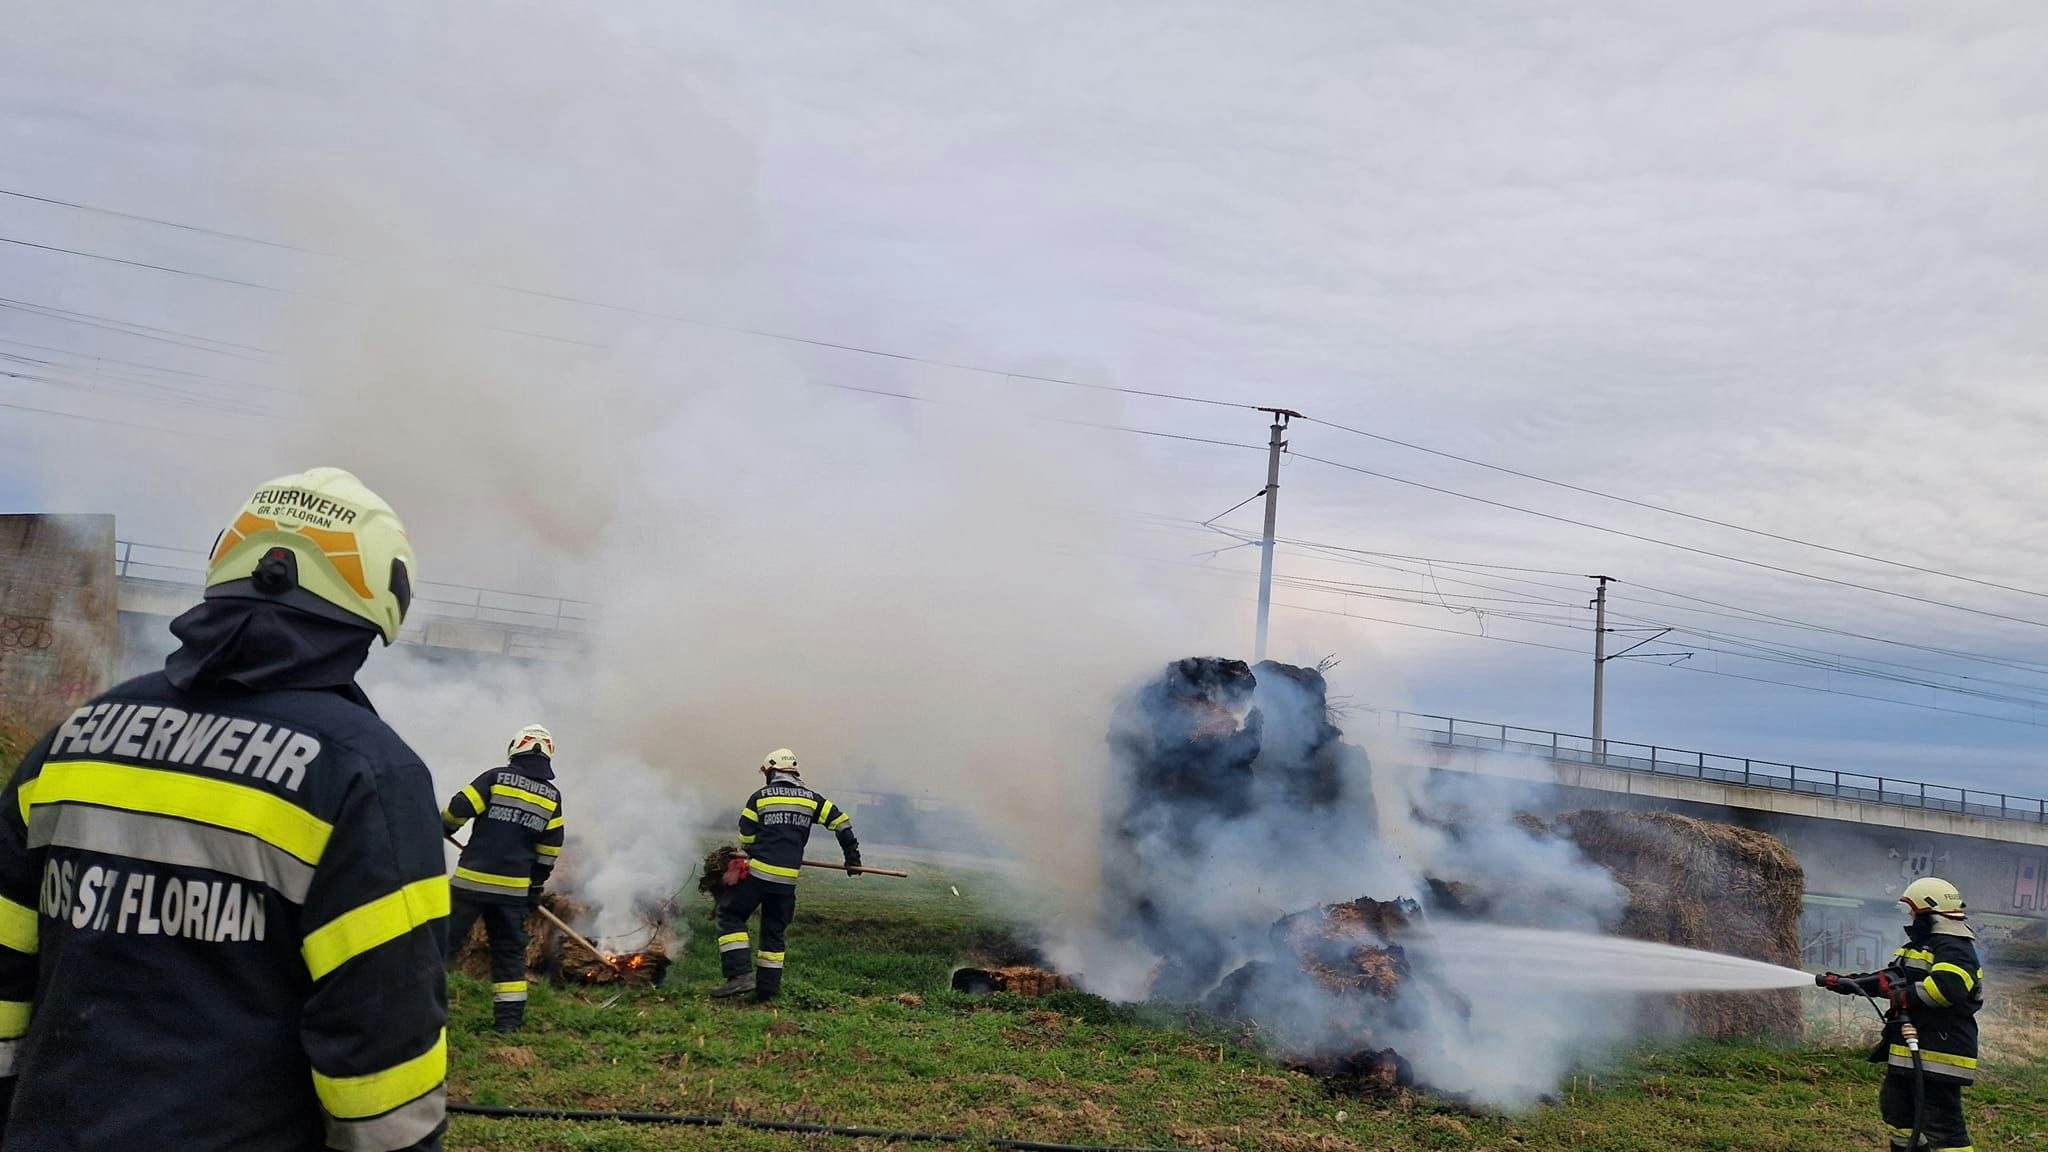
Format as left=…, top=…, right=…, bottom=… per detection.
left=711, top=749, right=861, bottom=1002
left=441, top=725, right=566, bottom=1033
left=1818, top=877, right=1984, bottom=1152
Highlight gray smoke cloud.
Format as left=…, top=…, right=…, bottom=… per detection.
left=1073, top=657, right=1634, bottom=1106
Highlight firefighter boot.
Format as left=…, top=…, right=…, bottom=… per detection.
left=493, top=999, right=526, bottom=1033
left=710, top=973, right=756, bottom=998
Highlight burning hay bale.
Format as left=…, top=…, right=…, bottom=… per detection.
left=453, top=893, right=591, bottom=981
left=1204, top=896, right=1428, bottom=1096
left=559, top=945, right=672, bottom=987
left=1556, top=809, right=1804, bottom=1039
left=1105, top=656, right=1376, bottom=1000
left=951, top=965, right=1076, bottom=997
left=1269, top=897, right=1419, bottom=1000
left=453, top=891, right=676, bottom=989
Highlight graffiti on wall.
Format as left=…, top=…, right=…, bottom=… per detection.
left=0, top=515, right=116, bottom=778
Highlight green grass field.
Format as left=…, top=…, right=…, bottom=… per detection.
left=447, top=864, right=2048, bottom=1152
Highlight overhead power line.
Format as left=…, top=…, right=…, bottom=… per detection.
left=1299, top=414, right=2048, bottom=604
left=0, top=186, right=1260, bottom=414
left=1289, top=449, right=2048, bottom=632
left=1251, top=595, right=2048, bottom=728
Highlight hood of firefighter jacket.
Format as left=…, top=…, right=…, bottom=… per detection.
left=508, top=750, right=554, bottom=780
left=1930, top=917, right=1976, bottom=938
left=164, top=597, right=378, bottom=707
left=764, top=769, right=800, bottom=786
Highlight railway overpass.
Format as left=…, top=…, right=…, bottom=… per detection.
left=1362, top=710, right=2048, bottom=971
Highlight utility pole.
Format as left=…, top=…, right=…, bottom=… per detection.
left=1586, top=575, right=1686, bottom=760
left=1252, top=408, right=1298, bottom=663
left=1590, top=575, right=1612, bottom=756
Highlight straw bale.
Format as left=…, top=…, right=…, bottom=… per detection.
left=1558, top=809, right=1804, bottom=1039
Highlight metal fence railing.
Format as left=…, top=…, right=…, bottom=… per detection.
left=114, top=539, right=594, bottom=637
left=1374, top=710, right=2048, bottom=827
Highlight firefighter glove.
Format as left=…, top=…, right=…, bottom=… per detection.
left=845, top=853, right=863, bottom=877
left=528, top=884, right=545, bottom=909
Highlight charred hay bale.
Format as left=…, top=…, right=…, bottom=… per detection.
left=1271, top=897, right=1417, bottom=999
left=951, top=965, right=1075, bottom=997
left=1559, top=809, right=1804, bottom=1039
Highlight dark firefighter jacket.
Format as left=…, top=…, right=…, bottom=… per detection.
left=0, top=600, right=449, bottom=1152
left=1853, top=924, right=1984, bottom=1082
left=442, top=755, right=563, bottom=903
left=737, top=772, right=859, bottom=884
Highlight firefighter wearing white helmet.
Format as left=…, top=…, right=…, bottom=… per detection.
left=0, top=468, right=449, bottom=1151
left=442, top=725, right=566, bottom=1033
left=711, top=749, right=861, bottom=1001
left=1819, top=876, right=1983, bottom=1152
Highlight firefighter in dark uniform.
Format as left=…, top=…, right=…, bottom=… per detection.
left=441, top=725, right=564, bottom=1033
left=0, top=467, right=448, bottom=1151
left=711, top=749, right=861, bottom=1002
left=1819, top=877, right=1984, bottom=1152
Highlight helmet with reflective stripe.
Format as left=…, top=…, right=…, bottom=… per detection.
left=508, top=724, right=554, bottom=760
left=205, top=467, right=415, bottom=644
left=760, top=748, right=798, bottom=775
left=1900, top=876, right=1966, bottom=919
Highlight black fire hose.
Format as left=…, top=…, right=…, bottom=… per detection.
left=447, top=1102, right=1201, bottom=1152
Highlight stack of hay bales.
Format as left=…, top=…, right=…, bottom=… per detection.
left=1559, top=809, right=1804, bottom=1039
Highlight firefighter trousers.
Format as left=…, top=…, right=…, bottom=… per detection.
left=716, top=875, right=796, bottom=1000
left=1880, top=1068, right=1971, bottom=1151
left=449, top=894, right=531, bottom=1031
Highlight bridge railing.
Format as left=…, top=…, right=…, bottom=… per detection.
left=1380, top=711, right=2048, bottom=827
left=114, top=540, right=594, bottom=636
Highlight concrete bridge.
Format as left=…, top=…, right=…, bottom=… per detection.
left=1359, top=710, right=2048, bottom=968
left=1369, top=711, right=2048, bottom=846
left=115, top=540, right=590, bottom=668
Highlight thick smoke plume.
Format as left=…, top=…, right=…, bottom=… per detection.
left=1090, top=656, right=1631, bottom=1106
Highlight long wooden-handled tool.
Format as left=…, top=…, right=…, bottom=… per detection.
left=801, top=859, right=909, bottom=878
left=445, top=832, right=617, bottom=969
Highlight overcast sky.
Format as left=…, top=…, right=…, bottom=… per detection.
left=3, top=3, right=2046, bottom=797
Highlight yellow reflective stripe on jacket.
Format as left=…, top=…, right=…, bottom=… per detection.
left=453, top=866, right=529, bottom=891
left=757, top=796, right=819, bottom=811
left=302, top=876, right=451, bottom=982
left=1920, top=976, right=1952, bottom=1007
left=1931, top=962, right=1976, bottom=991
left=750, top=859, right=800, bottom=879
left=490, top=784, right=558, bottom=812
left=535, top=843, right=562, bottom=858
left=1889, top=1044, right=1977, bottom=1070
left=739, top=807, right=759, bottom=823
left=460, top=785, right=484, bottom=815
left=0, top=1001, right=27, bottom=1040
left=737, top=833, right=756, bottom=845
left=1895, top=947, right=1935, bottom=970
left=827, top=813, right=852, bottom=831
left=313, top=1029, right=446, bottom=1120
left=545, top=816, right=564, bottom=832
left=0, top=896, right=37, bottom=954
left=29, top=760, right=331, bottom=865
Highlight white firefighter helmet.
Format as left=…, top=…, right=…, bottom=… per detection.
left=508, top=724, right=554, bottom=760
left=760, top=748, right=798, bottom=775
left=205, top=467, right=415, bottom=645
left=1900, top=876, right=1966, bottom=919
